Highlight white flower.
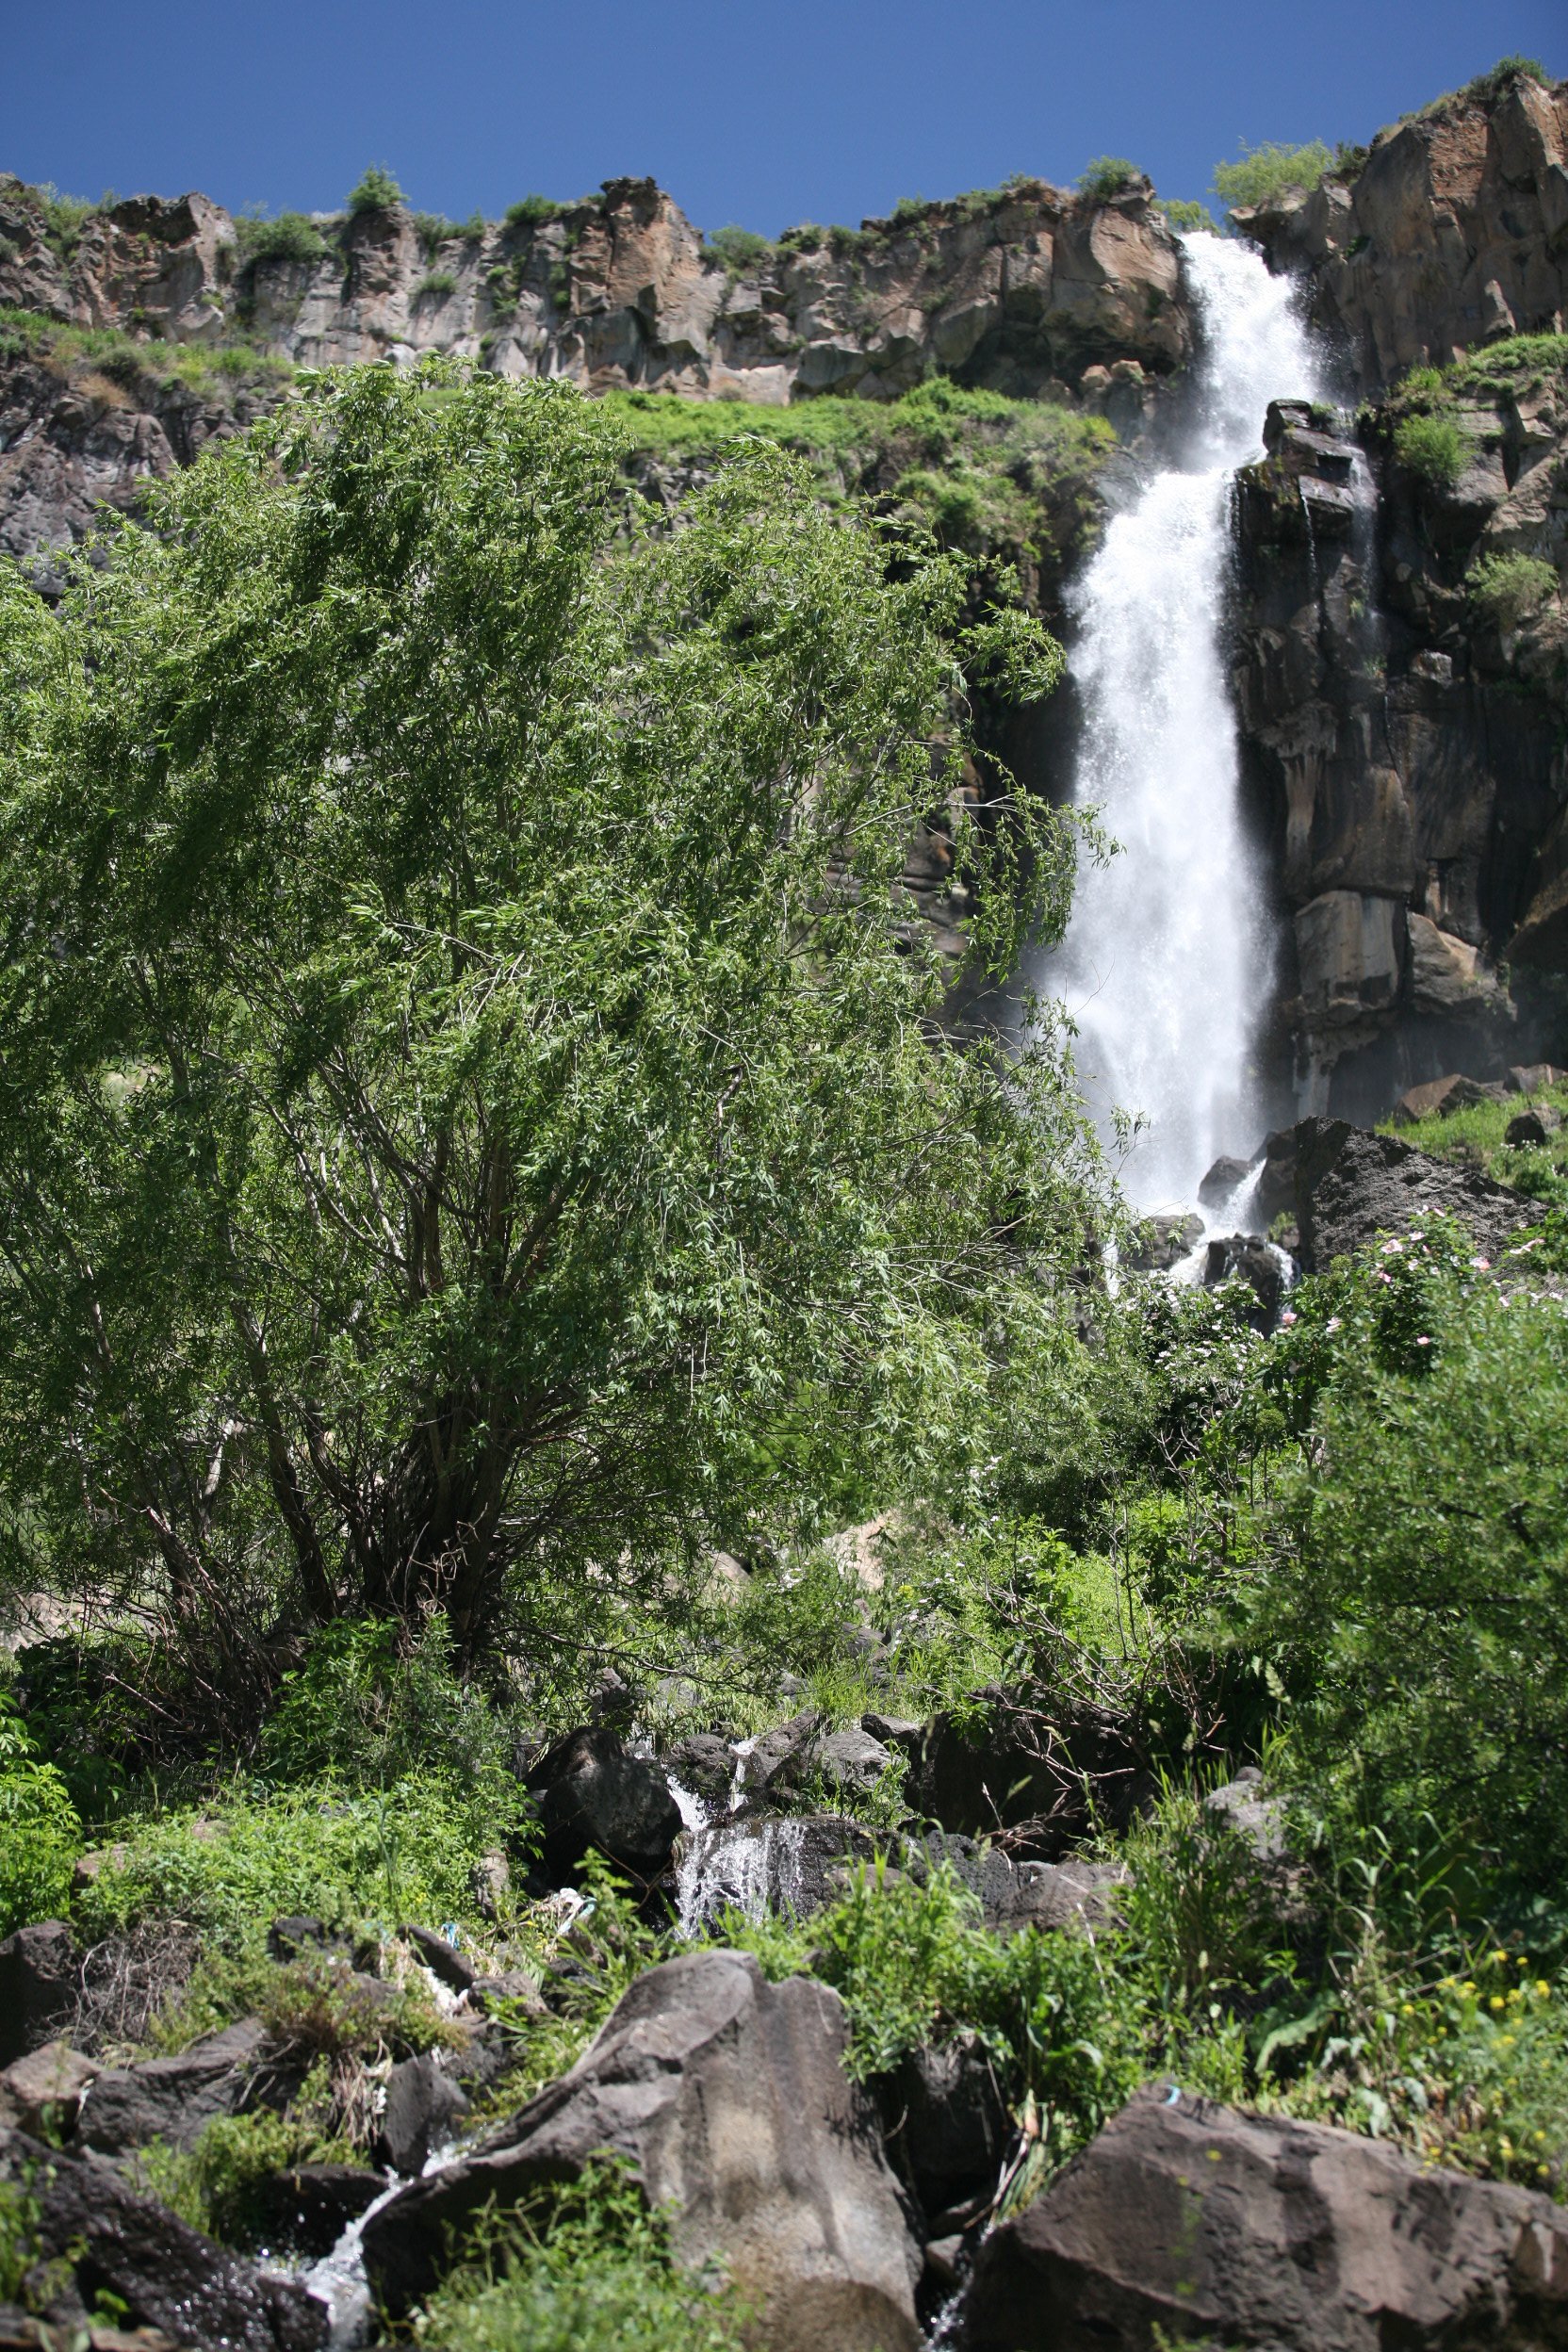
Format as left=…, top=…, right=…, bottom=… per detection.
left=1326, top=1316, right=1342, bottom=1332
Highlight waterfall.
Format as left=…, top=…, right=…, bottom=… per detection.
left=1045, top=232, right=1323, bottom=1210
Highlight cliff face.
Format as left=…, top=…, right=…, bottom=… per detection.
left=0, top=172, right=1188, bottom=410
left=1235, top=76, right=1568, bottom=396
left=1233, top=349, right=1568, bottom=1117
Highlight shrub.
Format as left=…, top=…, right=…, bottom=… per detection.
left=235, top=210, right=330, bottom=268
left=138, top=2099, right=360, bottom=2246
left=1467, top=550, right=1558, bottom=629
left=504, top=194, right=562, bottom=230
left=347, top=164, right=404, bottom=214
left=1393, top=411, right=1467, bottom=487
left=0, top=1700, right=82, bottom=1935
left=1078, top=157, right=1142, bottom=200
left=261, top=1616, right=507, bottom=1789
left=704, top=223, right=772, bottom=272
left=1158, top=199, right=1218, bottom=234
left=72, top=1774, right=525, bottom=1945
left=416, top=270, right=458, bottom=300
left=1213, top=139, right=1331, bottom=212
left=415, top=2158, right=746, bottom=2352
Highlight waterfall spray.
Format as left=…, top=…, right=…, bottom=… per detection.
left=1044, top=233, right=1323, bottom=1209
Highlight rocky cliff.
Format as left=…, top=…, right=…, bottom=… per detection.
left=1234, top=71, right=1568, bottom=396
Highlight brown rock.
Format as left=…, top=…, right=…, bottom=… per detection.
left=0, top=2038, right=98, bottom=2132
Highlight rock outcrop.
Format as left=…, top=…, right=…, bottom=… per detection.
left=1234, top=71, right=1568, bottom=398
left=962, top=2084, right=1568, bottom=2351
left=1256, top=1115, right=1539, bottom=1269
left=1233, top=345, right=1568, bottom=1113
left=0, top=172, right=1190, bottom=412
left=362, top=1947, right=923, bottom=2349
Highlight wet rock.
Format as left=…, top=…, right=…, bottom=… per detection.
left=0, top=2128, right=325, bottom=2350
left=673, top=1811, right=883, bottom=1929
left=661, top=1731, right=736, bottom=1805
left=362, top=1949, right=923, bottom=2350
left=962, top=2084, right=1568, bottom=2350
left=78, top=2017, right=269, bottom=2156
left=1197, top=1155, right=1255, bottom=1209
left=247, top=2163, right=385, bottom=2259
left=373, top=2050, right=470, bottom=2175
left=528, top=1723, right=682, bottom=1886
left=1201, top=1233, right=1286, bottom=1329
left=0, top=1922, right=76, bottom=2065
left=738, top=1708, right=822, bottom=1797
left=877, top=2034, right=1008, bottom=2220
left=0, top=2038, right=97, bottom=2134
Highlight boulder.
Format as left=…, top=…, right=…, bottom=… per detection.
left=813, top=1723, right=896, bottom=1797
left=1202, top=1766, right=1287, bottom=1863
left=1201, top=1233, right=1287, bottom=1329
left=372, top=2050, right=470, bottom=2175
left=0, top=2128, right=325, bottom=2350
left=0, top=1922, right=76, bottom=2065
left=1507, top=1104, right=1562, bottom=1147
left=962, top=2084, right=1568, bottom=2351
left=78, top=2017, right=269, bottom=2156
left=528, top=1723, right=682, bottom=1886
left=361, top=1949, right=923, bottom=2350
left=1510, top=1063, right=1566, bottom=1095
left=907, top=1692, right=1147, bottom=1858
left=0, top=2038, right=98, bottom=2133
left=1254, top=1118, right=1535, bottom=1273
left=877, top=2034, right=1009, bottom=2222
left=1122, top=1212, right=1202, bottom=1273
left=400, top=1922, right=477, bottom=1993
left=660, top=1731, right=736, bottom=1806
left=1393, top=1071, right=1502, bottom=1124
left=1197, top=1155, right=1255, bottom=1209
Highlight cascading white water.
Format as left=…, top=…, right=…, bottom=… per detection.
left=1045, top=233, right=1323, bottom=1209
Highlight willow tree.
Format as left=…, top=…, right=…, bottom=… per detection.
left=0, top=360, right=1091, bottom=1674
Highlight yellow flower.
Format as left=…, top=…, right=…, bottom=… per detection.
left=1400, top=2001, right=1415, bottom=2017
left=1537, top=1982, right=1553, bottom=2000
left=1490, top=1995, right=1507, bottom=2012
left=1494, top=1951, right=1511, bottom=1966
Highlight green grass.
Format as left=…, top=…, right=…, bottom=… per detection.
left=1393, top=412, right=1468, bottom=488
left=0, top=304, right=294, bottom=398
left=1379, top=1081, right=1568, bottom=1210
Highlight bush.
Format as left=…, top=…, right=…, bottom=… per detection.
left=1236, top=1235, right=1568, bottom=1891
left=1467, top=550, right=1558, bottom=629
left=0, top=1701, right=82, bottom=1935
left=416, top=270, right=458, bottom=300
left=72, top=1774, right=525, bottom=1945
left=235, top=210, right=330, bottom=268
left=1158, top=199, right=1218, bottom=234
left=347, top=165, right=404, bottom=214
left=261, top=1616, right=507, bottom=1789
left=1078, top=157, right=1142, bottom=200
left=1213, top=139, right=1331, bottom=211
left=138, top=2099, right=360, bottom=2246
left=415, top=2158, right=746, bottom=2352
left=704, top=224, right=772, bottom=272
left=1393, top=411, right=1467, bottom=487
left=504, top=194, right=563, bottom=230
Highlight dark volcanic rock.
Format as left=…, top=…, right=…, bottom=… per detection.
left=373, top=2051, right=470, bottom=2175
left=78, top=2017, right=269, bottom=2156
left=962, top=2084, right=1568, bottom=2350
left=907, top=1692, right=1147, bottom=1858
left=1201, top=1233, right=1287, bottom=1329
left=1197, top=1155, right=1255, bottom=1209
left=247, top=2163, right=386, bottom=2259
left=660, top=1732, right=736, bottom=1805
left=362, top=1949, right=922, bottom=2351
left=529, top=1723, right=682, bottom=1886
left=1256, top=1117, right=1535, bottom=1271
left=1122, top=1212, right=1202, bottom=1273
left=0, top=1922, right=77, bottom=2065
left=0, top=2128, right=325, bottom=2350
left=877, top=2034, right=1008, bottom=2221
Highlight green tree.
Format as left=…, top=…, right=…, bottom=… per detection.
left=0, top=362, right=1091, bottom=1674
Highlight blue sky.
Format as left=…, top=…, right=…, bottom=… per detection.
left=4, top=1, right=1564, bottom=238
